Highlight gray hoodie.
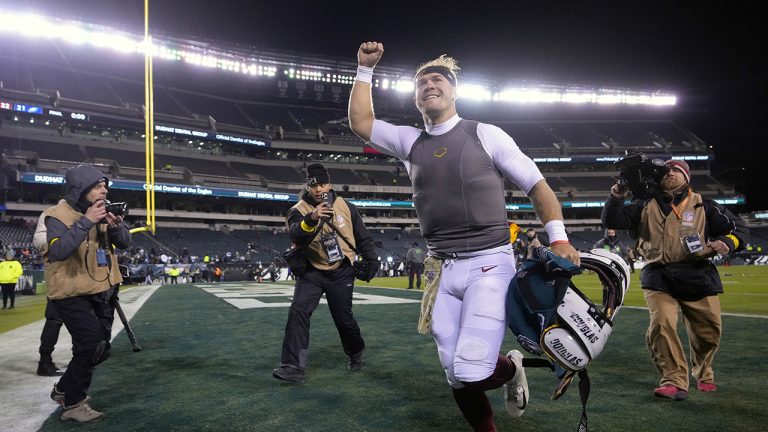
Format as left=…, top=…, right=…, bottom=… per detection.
left=45, top=165, right=130, bottom=262
left=63, top=164, right=108, bottom=212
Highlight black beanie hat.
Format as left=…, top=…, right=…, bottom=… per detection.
left=306, top=163, right=330, bottom=185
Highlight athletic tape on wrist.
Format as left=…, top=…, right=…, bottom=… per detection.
left=545, top=220, right=569, bottom=243
left=355, top=65, right=374, bottom=84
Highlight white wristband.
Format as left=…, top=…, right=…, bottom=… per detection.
left=355, top=65, right=374, bottom=84
left=544, top=220, right=569, bottom=243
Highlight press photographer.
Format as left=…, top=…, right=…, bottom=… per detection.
left=602, top=158, right=748, bottom=401
left=273, top=163, right=378, bottom=383
left=42, top=164, right=131, bottom=422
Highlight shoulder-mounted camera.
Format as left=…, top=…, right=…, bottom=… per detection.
left=614, top=152, right=669, bottom=200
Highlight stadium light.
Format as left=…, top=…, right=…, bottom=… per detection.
left=596, top=93, right=622, bottom=104
left=394, top=79, right=414, bottom=93
left=561, top=92, right=594, bottom=104
left=0, top=9, right=675, bottom=107
left=494, top=86, right=677, bottom=106
left=59, top=24, right=89, bottom=44
left=458, top=84, right=492, bottom=101
left=497, top=88, right=561, bottom=103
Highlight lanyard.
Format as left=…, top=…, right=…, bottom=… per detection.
left=669, top=188, right=692, bottom=220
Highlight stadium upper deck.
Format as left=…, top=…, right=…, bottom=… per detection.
left=0, top=13, right=743, bottom=229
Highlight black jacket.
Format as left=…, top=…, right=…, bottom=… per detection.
left=287, top=190, right=378, bottom=265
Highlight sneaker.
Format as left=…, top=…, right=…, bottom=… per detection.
left=51, top=385, right=91, bottom=405
left=60, top=400, right=104, bottom=422
left=503, top=350, right=529, bottom=417
left=50, top=385, right=65, bottom=404
left=347, top=350, right=364, bottom=372
left=697, top=382, right=717, bottom=392
left=654, top=385, right=688, bottom=400
left=38, top=361, right=64, bottom=377
left=272, top=365, right=305, bottom=383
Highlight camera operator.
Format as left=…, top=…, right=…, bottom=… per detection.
left=273, top=163, right=378, bottom=383
left=43, top=164, right=131, bottom=422
left=602, top=159, right=748, bottom=401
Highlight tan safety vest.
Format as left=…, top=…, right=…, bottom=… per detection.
left=636, top=191, right=713, bottom=264
left=291, top=197, right=356, bottom=271
left=44, top=202, right=123, bottom=299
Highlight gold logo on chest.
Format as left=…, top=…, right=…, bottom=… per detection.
left=433, top=146, right=448, bottom=158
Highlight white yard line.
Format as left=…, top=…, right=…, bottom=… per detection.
left=0, top=285, right=160, bottom=432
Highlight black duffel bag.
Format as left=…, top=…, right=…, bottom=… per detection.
left=283, top=220, right=323, bottom=277
left=283, top=247, right=310, bottom=277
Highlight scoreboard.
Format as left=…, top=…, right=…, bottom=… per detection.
left=0, top=99, right=88, bottom=120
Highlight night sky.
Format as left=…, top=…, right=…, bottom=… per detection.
left=5, top=0, right=766, bottom=210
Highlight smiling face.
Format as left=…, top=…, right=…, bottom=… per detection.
left=414, top=72, right=458, bottom=125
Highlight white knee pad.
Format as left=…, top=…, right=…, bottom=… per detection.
left=456, top=338, right=490, bottom=362
left=454, top=337, right=495, bottom=382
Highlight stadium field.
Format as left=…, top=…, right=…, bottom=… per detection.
left=361, top=265, right=768, bottom=316
left=2, top=265, right=760, bottom=431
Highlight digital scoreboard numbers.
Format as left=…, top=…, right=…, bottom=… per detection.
left=46, top=108, right=88, bottom=121
left=0, top=100, right=88, bottom=120
left=13, top=103, right=44, bottom=114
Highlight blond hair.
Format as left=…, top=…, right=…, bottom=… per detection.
left=415, top=54, right=460, bottom=83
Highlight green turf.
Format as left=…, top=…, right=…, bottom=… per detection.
left=0, top=286, right=144, bottom=334
left=0, top=293, right=49, bottom=333
left=366, top=265, right=768, bottom=315
left=4, top=265, right=766, bottom=335
left=573, top=264, right=768, bottom=315
left=38, top=280, right=768, bottom=431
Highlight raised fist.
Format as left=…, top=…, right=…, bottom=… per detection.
left=357, top=42, right=384, bottom=68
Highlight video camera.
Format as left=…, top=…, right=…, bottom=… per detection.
left=614, top=152, right=669, bottom=200
left=104, top=200, right=129, bottom=217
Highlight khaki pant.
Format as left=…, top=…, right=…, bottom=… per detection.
left=643, top=290, right=722, bottom=389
